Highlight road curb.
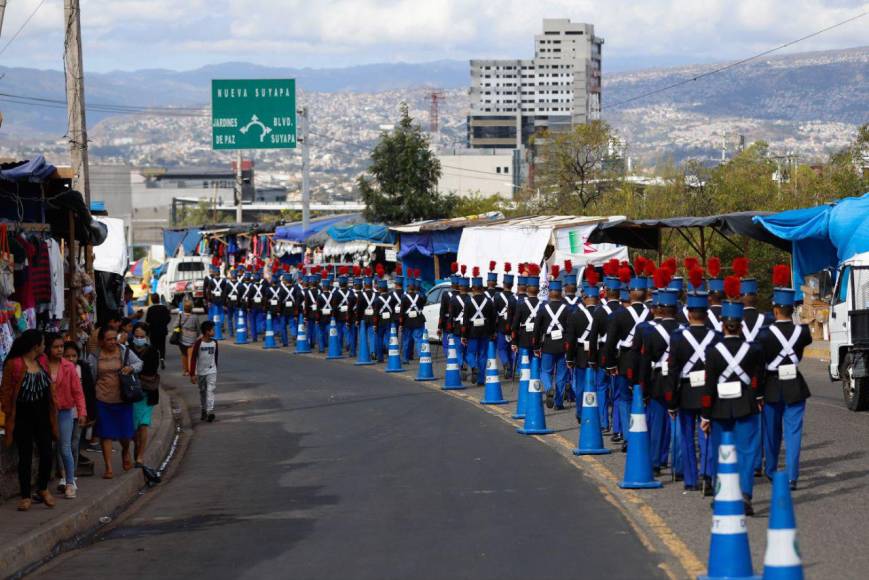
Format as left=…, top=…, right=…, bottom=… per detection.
left=1, top=386, right=177, bottom=579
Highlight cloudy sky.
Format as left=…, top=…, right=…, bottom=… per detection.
left=2, top=0, right=867, bottom=72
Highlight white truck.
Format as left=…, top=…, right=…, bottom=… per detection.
left=157, top=256, right=212, bottom=310
left=828, top=251, right=869, bottom=410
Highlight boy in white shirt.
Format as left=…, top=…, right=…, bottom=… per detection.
left=190, top=321, right=219, bottom=422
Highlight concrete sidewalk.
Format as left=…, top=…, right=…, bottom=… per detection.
left=0, top=386, right=178, bottom=578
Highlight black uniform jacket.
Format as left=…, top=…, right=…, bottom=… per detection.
left=757, top=320, right=812, bottom=404
left=701, top=336, right=764, bottom=421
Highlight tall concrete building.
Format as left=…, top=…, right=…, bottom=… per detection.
left=468, top=19, right=603, bottom=149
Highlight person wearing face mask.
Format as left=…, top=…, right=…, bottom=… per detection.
left=129, top=323, right=160, bottom=466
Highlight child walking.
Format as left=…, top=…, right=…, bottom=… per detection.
left=190, top=321, right=219, bottom=422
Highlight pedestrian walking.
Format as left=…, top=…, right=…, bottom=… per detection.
left=43, top=333, right=87, bottom=499
left=63, top=341, right=97, bottom=476
left=176, top=301, right=201, bottom=376
left=145, top=293, right=171, bottom=369
left=130, top=323, right=160, bottom=465
left=1, top=330, right=59, bottom=511
left=190, top=320, right=219, bottom=423
left=87, top=326, right=143, bottom=479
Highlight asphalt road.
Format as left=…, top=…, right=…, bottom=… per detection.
left=31, top=343, right=665, bottom=580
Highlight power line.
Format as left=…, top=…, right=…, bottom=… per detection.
left=608, top=10, right=869, bottom=109
left=0, top=90, right=208, bottom=116
left=0, top=0, right=47, bottom=58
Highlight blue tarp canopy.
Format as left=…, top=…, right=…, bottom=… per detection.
left=275, top=214, right=360, bottom=243
left=327, top=222, right=394, bottom=244
left=398, top=230, right=462, bottom=259
left=0, top=155, right=56, bottom=183
left=754, top=193, right=869, bottom=298
left=163, top=228, right=201, bottom=257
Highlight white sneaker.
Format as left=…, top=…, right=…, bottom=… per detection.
left=65, top=484, right=77, bottom=499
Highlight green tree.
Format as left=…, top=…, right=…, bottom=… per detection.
left=449, top=193, right=507, bottom=218
left=177, top=200, right=232, bottom=227
left=358, top=103, right=456, bottom=224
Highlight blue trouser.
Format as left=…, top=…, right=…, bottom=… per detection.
left=612, top=375, right=631, bottom=436
left=401, top=327, right=423, bottom=362
left=57, top=409, right=76, bottom=485
left=289, top=313, right=298, bottom=340
left=306, top=317, right=318, bottom=347
left=541, top=352, right=568, bottom=408
left=376, top=324, right=391, bottom=361
left=572, top=367, right=588, bottom=420
left=247, top=310, right=261, bottom=341
left=594, top=368, right=609, bottom=428
left=318, top=321, right=331, bottom=352
left=711, top=415, right=760, bottom=498
left=762, top=400, right=806, bottom=483
left=496, top=332, right=513, bottom=372
left=669, top=415, right=683, bottom=476
left=274, top=314, right=288, bottom=346
left=466, top=337, right=489, bottom=385
left=646, top=398, right=671, bottom=470
left=679, top=410, right=713, bottom=488
left=754, top=413, right=763, bottom=472
left=345, top=322, right=357, bottom=356
left=225, top=306, right=236, bottom=335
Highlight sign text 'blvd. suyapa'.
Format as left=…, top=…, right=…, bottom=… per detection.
left=211, top=79, right=297, bottom=150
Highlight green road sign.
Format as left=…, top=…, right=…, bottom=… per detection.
left=211, top=79, right=296, bottom=150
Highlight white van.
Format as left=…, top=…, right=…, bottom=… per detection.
left=157, top=256, right=212, bottom=309
left=829, top=251, right=869, bottom=410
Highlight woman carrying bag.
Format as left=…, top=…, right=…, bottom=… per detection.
left=86, top=326, right=142, bottom=479
left=130, top=322, right=160, bottom=466
left=173, top=301, right=201, bottom=376
left=0, top=330, right=59, bottom=511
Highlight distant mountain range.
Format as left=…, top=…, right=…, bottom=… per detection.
left=0, top=46, right=866, bottom=167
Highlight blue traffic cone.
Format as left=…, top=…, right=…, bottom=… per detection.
left=574, top=367, right=612, bottom=455
left=355, top=320, right=374, bottom=366
left=385, top=324, right=404, bottom=373
left=700, top=430, right=759, bottom=580
left=762, top=472, right=803, bottom=579
left=619, top=385, right=663, bottom=489
left=213, top=306, right=224, bottom=341
left=263, top=312, right=277, bottom=349
left=442, top=335, right=464, bottom=390
left=416, top=329, right=436, bottom=381
left=326, top=318, right=343, bottom=359
left=517, top=357, right=553, bottom=435
left=512, top=349, right=530, bottom=419
left=294, top=314, right=311, bottom=354
left=480, top=340, right=507, bottom=405
left=234, top=309, right=248, bottom=345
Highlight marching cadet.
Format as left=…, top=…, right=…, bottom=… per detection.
left=304, top=270, right=322, bottom=350
left=390, top=265, right=406, bottom=348
left=758, top=265, right=812, bottom=491
left=706, top=257, right=724, bottom=332
left=666, top=269, right=721, bottom=493
left=566, top=267, right=596, bottom=423
left=562, top=261, right=580, bottom=311
left=701, top=275, right=764, bottom=516
left=203, top=264, right=222, bottom=332
left=494, top=263, right=516, bottom=379
left=640, top=278, right=681, bottom=474
left=253, top=270, right=272, bottom=342
left=437, top=263, right=460, bottom=353
left=462, top=268, right=496, bottom=385
left=534, top=266, right=570, bottom=410
left=356, top=268, right=379, bottom=360
left=346, top=265, right=363, bottom=356
left=510, top=264, right=541, bottom=370
left=331, top=267, right=355, bottom=354
left=224, top=268, right=242, bottom=337
left=284, top=268, right=301, bottom=344
left=400, top=271, right=427, bottom=362
left=239, top=269, right=255, bottom=340
left=603, top=266, right=650, bottom=443
left=317, top=271, right=335, bottom=353
left=588, top=262, right=622, bottom=434
left=269, top=268, right=290, bottom=347
left=373, top=275, right=395, bottom=363
left=449, top=267, right=471, bottom=377
left=485, top=261, right=499, bottom=303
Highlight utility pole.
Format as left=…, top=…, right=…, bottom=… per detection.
left=300, top=106, right=310, bottom=233
left=0, top=2, right=8, bottom=38
left=64, top=0, right=91, bottom=201
left=235, top=150, right=243, bottom=224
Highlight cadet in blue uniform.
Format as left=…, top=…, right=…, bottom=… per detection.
left=510, top=265, right=541, bottom=369
left=400, top=272, right=427, bottom=362
left=355, top=269, right=378, bottom=360
left=494, top=263, right=516, bottom=379
left=462, top=268, right=496, bottom=385
left=203, top=265, right=223, bottom=334
left=438, top=263, right=460, bottom=353
left=315, top=272, right=334, bottom=353
left=759, top=265, right=812, bottom=490
left=303, top=271, right=321, bottom=349
left=701, top=276, right=764, bottom=515
left=484, top=261, right=499, bottom=303
left=239, top=270, right=255, bottom=339
left=269, top=270, right=291, bottom=347
left=588, top=267, right=622, bottom=434
left=372, top=277, right=394, bottom=363
left=449, top=270, right=471, bottom=377
left=705, top=257, right=724, bottom=333
left=535, top=266, right=570, bottom=410
left=331, top=267, right=354, bottom=354
left=346, top=266, right=363, bottom=356
left=224, top=269, right=242, bottom=337
left=566, top=271, right=595, bottom=423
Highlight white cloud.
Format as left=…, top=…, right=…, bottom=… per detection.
left=0, top=0, right=866, bottom=71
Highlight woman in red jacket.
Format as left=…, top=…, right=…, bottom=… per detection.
left=42, top=333, right=87, bottom=499
left=0, top=330, right=58, bottom=511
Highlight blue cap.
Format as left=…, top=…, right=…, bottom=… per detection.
left=619, top=289, right=630, bottom=301
left=740, top=278, right=758, bottom=295
left=604, top=277, right=622, bottom=290
left=668, top=276, right=684, bottom=291
left=629, top=277, right=647, bottom=290
left=377, top=278, right=388, bottom=289
left=338, top=275, right=348, bottom=285
left=406, top=277, right=417, bottom=289
left=503, top=274, right=515, bottom=287
left=363, top=276, right=372, bottom=285
left=450, top=274, right=459, bottom=285
left=582, top=281, right=598, bottom=296
left=282, top=272, right=291, bottom=280
left=210, top=264, right=219, bottom=272
left=773, top=288, right=795, bottom=306
left=517, top=275, right=527, bottom=286
left=458, top=277, right=470, bottom=288
left=708, top=278, right=724, bottom=292
left=564, top=273, right=577, bottom=286
left=526, top=275, right=539, bottom=288
left=649, top=289, right=659, bottom=306
left=722, top=300, right=744, bottom=320
left=549, top=279, right=563, bottom=292
left=472, top=276, right=484, bottom=288
left=393, top=276, right=404, bottom=286
left=487, top=272, right=498, bottom=282
left=415, top=278, right=423, bottom=289
left=686, top=292, right=709, bottom=309
left=657, top=289, right=678, bottom=306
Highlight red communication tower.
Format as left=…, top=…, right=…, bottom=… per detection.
left=428, top=89, right=445, bottom=134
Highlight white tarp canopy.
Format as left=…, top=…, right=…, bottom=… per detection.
left=92, top=217, right=128, bottom=276
left=322, top=239, right=377, bottom=258
left=456, top=216, right=628, bottom=288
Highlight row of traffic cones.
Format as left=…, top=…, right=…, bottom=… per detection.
left=240, top=312, right=804, bottom=579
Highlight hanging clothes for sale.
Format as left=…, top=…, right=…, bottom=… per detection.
left=47, top=238, right=65, bottom=320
